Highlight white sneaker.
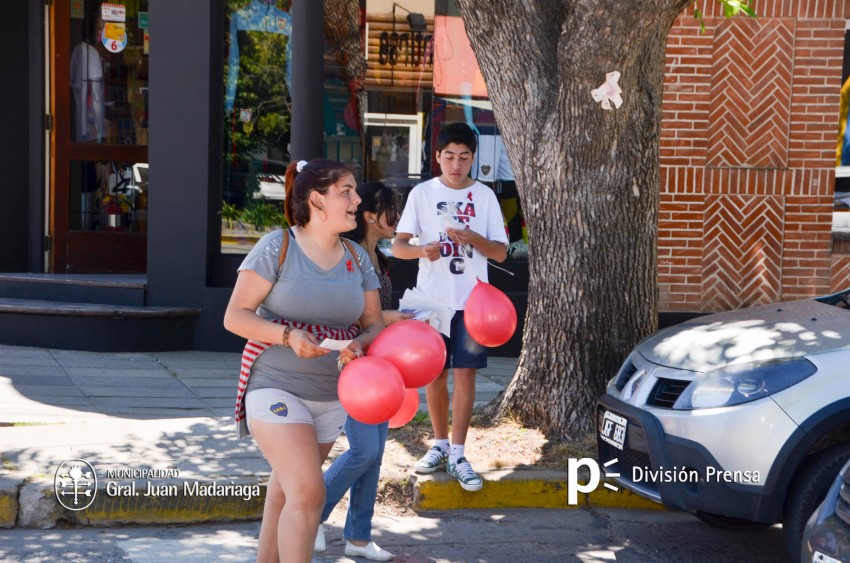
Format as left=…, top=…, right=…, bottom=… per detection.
left=344, top=540, right=394, bottom=561
left=446, top=456, right=483, bottom=492
left=413, top=446, right=448, bottom=474
left=314, top=523, right=326, bottom=553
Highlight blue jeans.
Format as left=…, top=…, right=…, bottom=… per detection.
left=321, top=416, right=388, bottom=541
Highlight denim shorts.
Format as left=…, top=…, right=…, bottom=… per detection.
left=244, top=388, right=347, bottom=444
left=443, top=310, right=487, bottom=369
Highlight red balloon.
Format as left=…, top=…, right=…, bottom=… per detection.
left=338, top=357, right=405, bottom=425
left=368, top=320, right=446, bottom=388
left=388, top=388, right=420, bottom=429
left=464, top=281, right=517, bottom=347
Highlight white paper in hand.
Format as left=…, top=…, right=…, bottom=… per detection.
left=319, top=339, right=353, bottom=351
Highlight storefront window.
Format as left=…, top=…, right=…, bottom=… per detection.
left=68, top=1, right=149, bottom=235
left=69, top=160, right=148, bottom=233
left=217, top=0, right=525, bottom=260
left=430, top=6, right=527, bottom=259
left=70, top=1, right=149, bottom=145
left=836, top=25, right=850, bottom=218
left=221, top=0, right=292, bottom=254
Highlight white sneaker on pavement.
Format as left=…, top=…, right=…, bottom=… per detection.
left=314, top=523, right=326, bottom=552
left=344, top=540, right=395, bottom=561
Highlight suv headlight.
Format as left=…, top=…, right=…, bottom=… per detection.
left=672, top=357, right=817, bottom=410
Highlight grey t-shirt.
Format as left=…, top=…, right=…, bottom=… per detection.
left=238, top=229, right=380, bottom=401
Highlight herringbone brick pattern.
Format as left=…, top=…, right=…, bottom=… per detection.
left=831, top=255, right=850, bottom=292
left=701, top=195, right=783, bottom=311
left=707, top=19, right=795, bottom=168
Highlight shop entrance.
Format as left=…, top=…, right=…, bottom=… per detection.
left=50, top=0, right=149, bottom=273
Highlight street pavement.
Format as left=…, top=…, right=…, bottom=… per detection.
left=0, top=344, right=527, bottom=528
left=0, top=509, right=791, bottom=562
left=0, top=344, right=796, bottom=562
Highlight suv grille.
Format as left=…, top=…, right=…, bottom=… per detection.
left=647, top=378, right=691, bottom=408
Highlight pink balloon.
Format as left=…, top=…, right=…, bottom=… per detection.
left=368, top=320, right=446, bottom=388
left=388, top=388, right=420, bottom=429
left=338, top=357, right=405, bottom=424
left=464, top=281, right=517, bottom=347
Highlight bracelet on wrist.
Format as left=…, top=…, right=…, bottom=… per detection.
left=281, top=326, right=293, bottom=347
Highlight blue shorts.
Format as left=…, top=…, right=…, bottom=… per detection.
left=443, top=311, right=487, bottom=370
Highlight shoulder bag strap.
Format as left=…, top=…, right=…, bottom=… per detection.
left=340, top=238, right=362, bottom=269
left=277, top=228, right=291, bottom=270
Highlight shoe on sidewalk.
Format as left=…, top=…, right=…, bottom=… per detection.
left=446, top=457, right=483, bottom=491
left=414, top=446, right=447, bottom=474
left=344, top=540, right=394, bottom=561
left=314, top=523, right=326, bottom=552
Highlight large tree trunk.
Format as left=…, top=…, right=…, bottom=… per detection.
left=457, top=0, right=691, bottom=437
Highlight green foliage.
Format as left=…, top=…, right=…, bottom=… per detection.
left=223, top=0, right=292, bottom=198
left=221, top=201, right=241, bottom=229
left=693, top=0, right=756, bottom=34
left=242, top=201, right=287, bottom=232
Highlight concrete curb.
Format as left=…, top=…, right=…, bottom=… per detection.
left=17, top=478, right=265, bottom=528
left=9, top=470, right=662, bottom=528
left=412, top=470, right=663, bottom=511
left=0, top=476, right=22, bottom=528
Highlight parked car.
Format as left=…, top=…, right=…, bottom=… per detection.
left=596, top=290, right=850, bottom=559
left=801, top=457, right=850, bottom=562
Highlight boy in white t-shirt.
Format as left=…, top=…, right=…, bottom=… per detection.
left=392, top=122, right=508, bottom=491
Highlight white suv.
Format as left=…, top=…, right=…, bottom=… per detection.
left=597, top=291, right=850, bottom=558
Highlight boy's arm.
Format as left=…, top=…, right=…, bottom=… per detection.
left=392, top=233, right=441, bottom=262
left=445, top=227, right=508, bottom=263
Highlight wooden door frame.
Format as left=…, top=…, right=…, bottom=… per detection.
left=51, top=0, right=147, bottom=273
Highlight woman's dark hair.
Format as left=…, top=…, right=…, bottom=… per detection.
left=343, top=181, right=401, bottom=272
left=283, top=159, right=354, bottom=227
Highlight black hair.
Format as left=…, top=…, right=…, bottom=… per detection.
left=342, top=181, right=400, bottom=273
left=283, top=159, right=354, bottom=227
left=436, top=122, right=477, bottom=154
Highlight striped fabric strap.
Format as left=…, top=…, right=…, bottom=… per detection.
left=233, top=319, right=360, bottom=438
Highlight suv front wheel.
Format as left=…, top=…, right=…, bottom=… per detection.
left=782, top=442, right=850, bottom=557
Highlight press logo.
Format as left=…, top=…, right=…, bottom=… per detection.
left=54, top=459, right=97, bottom=510
left=567, top=458, right=620, bottom=505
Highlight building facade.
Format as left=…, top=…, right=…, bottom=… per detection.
left=0, top=0, right=847, bottom=353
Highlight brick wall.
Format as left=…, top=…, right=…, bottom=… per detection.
left=659, top=0, right=846, bottom=312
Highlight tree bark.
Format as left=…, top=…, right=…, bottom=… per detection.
left=456, top=0, right=691, bottom=437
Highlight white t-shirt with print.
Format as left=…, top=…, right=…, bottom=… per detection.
left=396, top=177, right=508, bottom=311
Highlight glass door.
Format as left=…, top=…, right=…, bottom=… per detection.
left=362, top=112, right=422, bottom=182
left=52, top=0, right=149, bottom=273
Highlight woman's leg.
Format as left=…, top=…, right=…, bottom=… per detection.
left=256, top=468, right=285, bottom=563
left=322, top=417, right=381, bottom=527
left=252, top=419, right=330, bottom=563
left=345, top=420, right=389, bottom=543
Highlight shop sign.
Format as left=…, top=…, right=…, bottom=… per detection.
left=377, top=30, right=432, bottom=68
left=138, top=11, right=149, bottom=29
left=366, top=14, right=433, bottom=88
left=101, top=3, right=126, bottom=22
left=71, top=0, right=85, bottom=19
left=102, top=22, right=128, bottom=53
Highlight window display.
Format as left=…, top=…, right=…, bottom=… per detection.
left=221, top=0, right=292, bottom=254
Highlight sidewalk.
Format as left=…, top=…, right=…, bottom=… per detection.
left=0, top=344, right=656, bottom=529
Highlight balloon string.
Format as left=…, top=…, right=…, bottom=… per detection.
left=451, top=233, right=515, bottom=277
left=488, top=260, right=515, bottom=276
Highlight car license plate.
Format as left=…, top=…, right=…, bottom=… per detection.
left=600, top=410, right=628, bottom=450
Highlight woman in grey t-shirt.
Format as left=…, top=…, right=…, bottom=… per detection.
left=224, top=159, right=384, bottom=563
